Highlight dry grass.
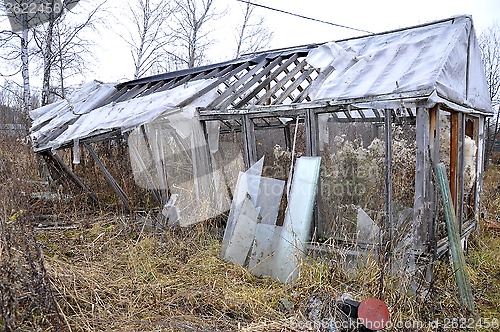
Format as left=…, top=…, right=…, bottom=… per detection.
left=1, top=138, right=500, bottom=331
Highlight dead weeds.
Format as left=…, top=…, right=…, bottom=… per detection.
left=1, top=138, right=500, bottom=331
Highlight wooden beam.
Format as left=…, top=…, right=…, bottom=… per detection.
left=177, top=62, right=252, bottom=108
left=272, top=68, right=315, bottom=105
left=384, top=109, right=393, bottom=264
left=205, top=60, right=270, bottom=110
left=305, top=109, right=318, bottom=156
left=234, top=55, right=300, bottom=109
left=256, top=59, right=308, bottom=105
left=450, top=112, right=459, bottom=209
left=413, top=107, right=436, bottom=286
left=242, top=115, right=257, bottom=168
left=41, top=151, right=99, bottom=205
left=474, top=116, right=485, bottom=227
left=458, top=113, right=466, bottom=233
left=429, top=105, right=440, bottom=258
left=84, top=143, right=132, bottom=212
left=284, top=125, right=292, bottom=151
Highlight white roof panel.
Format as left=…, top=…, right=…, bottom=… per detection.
left=309, top=16, right=492, bottom=113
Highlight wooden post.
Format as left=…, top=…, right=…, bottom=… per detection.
left=305, top=109, right=319, bottom=156
left=474, top=116, right=485, bottom=227
left=413, top=107, right=436, bottom=287
left=84, top=143, right=131, bottom=212
left=242, top=115, right=257, bottom=168
left=305, top=109, right=321, bottom=239
left=41, top=151, right=99, bottom=205
left=384, top=109, right=393, bottom=263
left=458, top=113, right=466, bottom=233
left=284, top=125, right=292, bottom=152
left=429, top=105, right=440, bottom=257
left=450, top=112, right=459, bottom=210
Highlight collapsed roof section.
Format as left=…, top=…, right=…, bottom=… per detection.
left=30, top=15, right=492, bottom=151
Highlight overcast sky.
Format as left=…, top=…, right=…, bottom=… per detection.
left=94, top=0, right=500, bottom=83
left=2, top=0, right=500, bottom=86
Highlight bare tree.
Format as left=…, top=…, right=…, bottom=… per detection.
left=479, top=25, right=500, bottom=164
left=121, top=0, right=177, bottom=79
left=234, top=1, right=273, bottom=58
left=167, top=0, right=220, bottom=69
left=0, top=16, right=35, bottom=113
left=34, top=1, right=106, bottom=104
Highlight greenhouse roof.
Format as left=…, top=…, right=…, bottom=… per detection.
left=30, top=15, right=492, bottom=152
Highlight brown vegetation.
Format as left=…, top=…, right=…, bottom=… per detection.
left=0, top=137, right=499, bottom=331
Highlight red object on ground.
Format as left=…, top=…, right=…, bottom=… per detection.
left=358, top=298, right=390, bottom=330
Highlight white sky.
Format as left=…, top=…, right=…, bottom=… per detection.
left=94, top=0, right=500, bottom=83
left=2, top=0, right=500, bottom=87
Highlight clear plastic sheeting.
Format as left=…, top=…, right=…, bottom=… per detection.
left=356, top=208, right=380, bottom=245
left=248, top=223, right=280, bottom=277
left=274, top=157, right=321, bottom=283
left=306, top=16, right=492, bottom=114
left=318, top=120, right=386, bottom=241
left=128, top=103, right=232, bottom=227
left=392, top=204, right=415, bottom=275
left=222, top=156, right=321, bottom=284
left=220, top=157, right=265, bottom=258
left=30, top=81, right=116, bottom=144
left=31, top=79, right=217, bottom=151
left=224, top=195, right=260, bottom=265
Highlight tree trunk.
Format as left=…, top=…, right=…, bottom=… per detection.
left=42, top=3, right=56, bottom=106
left=20, top=15, right=31, bottom=114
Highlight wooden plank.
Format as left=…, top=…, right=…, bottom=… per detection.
left=435, top=163, right=475, bottom=313
left=84, top=143, right=132, bottom=212
left=177, top=62, right=252, bottom=108
left=233, top=55, right=300, bottom=109
left=200, top=99, right=328, bottom=117
left=474, top=116, right=485, bottom=226
left=242, top=115, right=257, bottom=168
left=205, top=60, right=270, bottom=110
left=458, top=113, right=466, bottom=233
left=413, top=107, right=435, bottom=283
left=450, top=112, right=459, bottom=209
left=305, top=109, right=321, bottom=240
left=199, top=108, right=307, bottom=122
left=215, top=57, right=285, bottom=110
left=256, top=59, right=308, bottom=105
left=42, top=151, right=99, bottom=205
left=429, top=105, right=440, bottom=258
left=272, top=68, right=315, bottom=105
left=305, top=109, right=318, bottom=157
left=114, top=83, right=151, bottom=102
left=384, top=109, right=393, bottom=263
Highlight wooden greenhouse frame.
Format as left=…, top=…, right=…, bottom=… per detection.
left=30, top=16, right=493, bottom=283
